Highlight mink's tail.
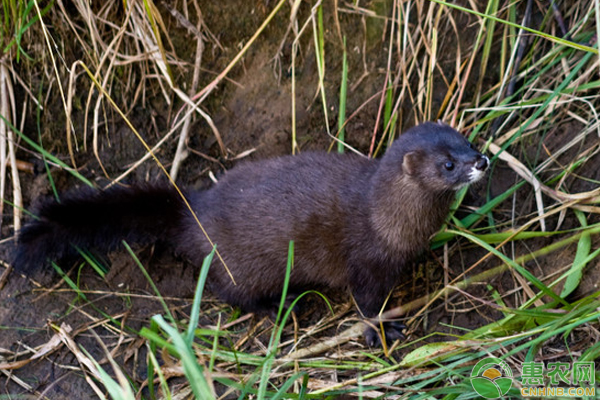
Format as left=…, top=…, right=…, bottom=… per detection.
left=13, top=184, right=186, bottom=275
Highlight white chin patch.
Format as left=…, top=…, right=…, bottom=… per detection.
left=468, top=166, right=486, bottom=183
left=453, top=156, right=489, bottom=190
left=467, top=155, right=489, bottom=183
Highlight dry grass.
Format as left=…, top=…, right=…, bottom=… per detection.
left=1, top=0, right=600, bottom=398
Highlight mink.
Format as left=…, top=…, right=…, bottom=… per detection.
left=13, top=122, right=489, bottom=346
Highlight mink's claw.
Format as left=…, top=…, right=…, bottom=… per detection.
left=364, top=321, right=407, bottom=347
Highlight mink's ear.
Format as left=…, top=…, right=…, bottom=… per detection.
left=402, top=151, right=423, bottom=176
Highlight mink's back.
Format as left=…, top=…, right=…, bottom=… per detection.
left=178, top=152, right=379, bottom=307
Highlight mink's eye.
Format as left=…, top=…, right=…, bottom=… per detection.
left=444, top=162, right=455, bottom=171
left=467, top=142, right=473, bottom=149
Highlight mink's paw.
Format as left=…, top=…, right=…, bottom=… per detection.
left=364, top=321, right=407, bottom=347
left=267, top=298, right=300, bottom=321
left=246, top=293, right=301, bottom=321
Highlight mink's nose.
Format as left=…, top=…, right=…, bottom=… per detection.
left=475, top=155, right=489, bottom=171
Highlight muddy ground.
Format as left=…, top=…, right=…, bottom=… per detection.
left=0, top=0, right=598, bottom=398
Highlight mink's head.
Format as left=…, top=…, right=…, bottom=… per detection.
left=386, top=121, right=489, bottom=192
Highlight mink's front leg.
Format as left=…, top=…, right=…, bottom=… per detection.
left=350, top=266, right=407, bottom=347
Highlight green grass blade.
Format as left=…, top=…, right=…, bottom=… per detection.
left=146, top=341, right=171, bottom=400
left=257, top=241, right=294, bottom=399
left=448, top=229, right=568, bottom=306
left=186, top=246, right=216, bottom=345
left=272, top=372, right=308, bottom=400
left=152, top=314, right=216, bottom=400
left=312, top=4, right=331, bottom=139
left=80, top=347, right=136, bottom=400
left=337, top=36, right=348, bottom=153
left=0, top=115, right=93, bottom=186
left=52, top=262, right=88, bottom=302
left=123, top=241, right=175, bottom=324
left=428, top=0, right=597, bottom=54
left=560, top=210, right=591, bottom=297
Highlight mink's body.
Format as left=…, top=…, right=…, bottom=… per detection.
left=14, top=122, right=488, bottom=345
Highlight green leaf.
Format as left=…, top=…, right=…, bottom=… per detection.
left=560, top=210, right=591, bottom=297
left=400, top=341, right=468, bottom=367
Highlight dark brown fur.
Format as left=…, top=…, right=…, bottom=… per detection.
left=13, top=122, right=488, bottom=345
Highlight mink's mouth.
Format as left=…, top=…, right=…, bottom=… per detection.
left=451, top=154, right=489, bottom=190
left=469, top=154, right=489, bottom=183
